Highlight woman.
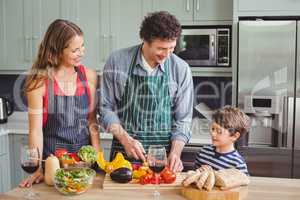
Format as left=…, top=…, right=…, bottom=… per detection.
left=20, top=19, right=100, bottom=187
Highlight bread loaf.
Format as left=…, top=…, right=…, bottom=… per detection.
left=183, top=170, right=202, bottom=187
left=214, top=168, right=250, bottom=190
left=196, top=170, right=209, bottom=190
left=203, top=170, right=215, bottom=191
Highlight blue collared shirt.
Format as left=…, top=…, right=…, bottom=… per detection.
left=99, top=44, right=193, bottom=143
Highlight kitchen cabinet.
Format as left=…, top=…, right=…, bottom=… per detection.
left=0, top=154, right=10, bottom=193
left=238, top=0, right=300, bottom=12
left=0, top=135, right=11, bottom=193
left=97, top=0, right=143, bottom=69
left=101, top=138, right=112, bottom=161
left=9, top=134, right=28, bottom=188
left=68, top=0, right=143, bottom=70
left=0, top=0, right=145, bottom=72
left=151, top=0, right=233, bottom=22
left=0, top=0, right=62, bottom=70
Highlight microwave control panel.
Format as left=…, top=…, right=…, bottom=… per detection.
left=217, top=29, right=230, bottom=66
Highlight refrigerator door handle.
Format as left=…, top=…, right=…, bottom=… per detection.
left=294, top=97, right=300, bottom=148
left=287, top=97, right=294, bottom=148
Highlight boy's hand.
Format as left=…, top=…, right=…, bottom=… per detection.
left=197, top=165, right=212, bottom=173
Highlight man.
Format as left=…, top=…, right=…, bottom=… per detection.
left=99, top=11, right=193, bottom=172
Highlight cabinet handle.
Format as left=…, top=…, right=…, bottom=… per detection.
left=185, top=0, right=190, bottom=11
left=32, top=36, right=38, bottom=61
left=102, top=35, right=109, bottom=62
left=196, top=0, right=200, bottom=11
left=110, top=34, right=115, bottom=53
left=25, top=37, right=32, bottom=62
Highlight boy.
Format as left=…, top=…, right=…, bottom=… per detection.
left=194, top=106, right=250, bottom=175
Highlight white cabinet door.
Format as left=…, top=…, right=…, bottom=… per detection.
left=0, top=135, right=10, bottom=193
left=0, top=0, right=61, bottom=70
left=0, top=0, right=29, bottom=70
left=0, top=154, right=11, bottom=193
left=153, top=0, right=194, bottom=21
left=66, top=0, right=102, bottom=70
left=101, top=139, right=112, bottom=161
left=31, top=0, right=62, bottom=63
left=9, top=134, right=28, bottom=188
left=238, top=0, right=300, bottom=12
left=152, top=0, right=193, bottom=21
left=194, top=0, right=233, bottom=21
left=110, top=0, right=143, bottom=51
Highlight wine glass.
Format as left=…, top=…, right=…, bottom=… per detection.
left=20, top=145, right=40, bottom=199
left=147, top=145, right=167, bottom=200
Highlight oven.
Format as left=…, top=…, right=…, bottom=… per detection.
left=175, top=26, right=231, bottom=67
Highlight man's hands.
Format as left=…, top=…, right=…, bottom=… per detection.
left=108, top=123, right=146, bottom=161
left=167, top=140, right=185, bottom=173
left=121, top=134, right=146, bottom=161
left=168, top=152, right=183, bottom=172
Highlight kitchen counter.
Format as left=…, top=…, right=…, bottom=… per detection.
left=0, top=112, right=211, bottom=144
left=1, top=175, right=300, bottom=200
left=0, top=112, right=113, bottom=139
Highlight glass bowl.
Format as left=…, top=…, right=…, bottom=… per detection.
left=54, top=168, right=95, bottom=195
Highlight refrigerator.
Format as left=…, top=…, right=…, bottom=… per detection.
left=237, top=19, right=300, bottom=178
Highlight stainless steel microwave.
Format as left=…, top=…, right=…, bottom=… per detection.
left=175, top=26, right=231, bottom=67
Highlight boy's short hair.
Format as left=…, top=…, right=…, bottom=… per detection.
left=212, top=106, right=250, bottom=137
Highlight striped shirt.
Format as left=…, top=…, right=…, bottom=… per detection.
left=194, top=145, right=249, bottom=175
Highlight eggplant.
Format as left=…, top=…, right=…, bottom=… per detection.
left=110, top=167, right=133, bottom=183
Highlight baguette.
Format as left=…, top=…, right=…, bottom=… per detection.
left=215, top=168, right=250, bottom=190
left=182, top=170, right=202, bottom=187
left=203, top=170, right=215, bottom=191
left=196, top=170, right=210, bottom=190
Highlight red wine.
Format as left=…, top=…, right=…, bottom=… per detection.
left=149, top=165, right=165, bottom=173
left=21, top=162, right=39, bottom=174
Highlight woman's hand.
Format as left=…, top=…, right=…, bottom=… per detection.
left=19, top=168, right=44, bottom=188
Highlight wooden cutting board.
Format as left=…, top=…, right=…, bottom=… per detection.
left=102, top=173, right=186, bottom=190
left=181, top=186, right=249, bottom=200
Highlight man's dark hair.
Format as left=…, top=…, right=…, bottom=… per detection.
left=139, top=11, right=181, bottom=42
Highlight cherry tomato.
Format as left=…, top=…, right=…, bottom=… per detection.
left=55, top=148, right=68, bottom=158
left=140, top=173, right=153, bottom=185
left=161, top=167, right=176, bottom=184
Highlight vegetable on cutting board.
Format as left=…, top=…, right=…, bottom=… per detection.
left=97, top=151, right=132, bottom=173
left=110, top=167, right=133, bottom=183
left=44, top=154, right=60, bottom=186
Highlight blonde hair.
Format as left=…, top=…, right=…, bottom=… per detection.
left=212, top=106, right=250, bottom=137
left=24, top=19, right=83, bottom=92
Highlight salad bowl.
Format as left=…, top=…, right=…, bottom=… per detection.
left=54, top=168, right=96, bottom=195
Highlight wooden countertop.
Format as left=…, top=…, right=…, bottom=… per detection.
left=1, top=175, right=300, bottom=200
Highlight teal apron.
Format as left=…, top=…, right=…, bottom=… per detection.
left=110, top=45, right=172, bottom=161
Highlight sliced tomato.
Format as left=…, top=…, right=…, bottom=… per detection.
left=161, top=167, right=176, bottom=184
left=55, top=148, right=68, bottom=158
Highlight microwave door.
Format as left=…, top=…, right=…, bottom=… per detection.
left=177, top=29, right=217, bottom=66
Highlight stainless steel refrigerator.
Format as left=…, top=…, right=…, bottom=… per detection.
left=237, top=19, right=300, bottom=178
